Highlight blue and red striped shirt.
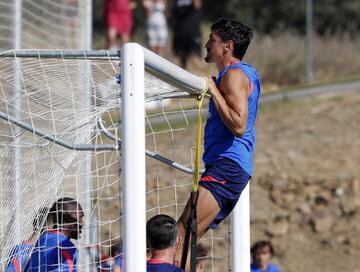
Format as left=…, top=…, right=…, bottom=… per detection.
left=147, top=259, right=184, bottom=272
left=5, top=242, right=33, bottom=272
left=25, top=230, right=78, bottom=272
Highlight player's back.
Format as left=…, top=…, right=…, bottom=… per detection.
left=26, top=230, right=78, bottom=272
left=147, top=260, right=185, bottom=272
left=5, top=242, right=32, bottom=272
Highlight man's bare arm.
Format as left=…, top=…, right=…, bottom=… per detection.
left=204, top=69, right=249, bottom=136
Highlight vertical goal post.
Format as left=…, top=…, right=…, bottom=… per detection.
left=0, top=43, right=250, bottom=272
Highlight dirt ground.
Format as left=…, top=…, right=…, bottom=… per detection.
left=250, top=91, right=360, bottom=272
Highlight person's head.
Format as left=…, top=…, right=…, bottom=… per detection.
left=110, top=240, right=123, bottom=258
left=251, top=240, right=275, bottom=268
left=32, top=207, right=50, bottom=234
left=49, top=197, right=84, bottom=240
left=205, top=18, right=253, bottom=63
left=196, top=243, right=208, bottom=272
left=146, top=214, right=179, bottom=251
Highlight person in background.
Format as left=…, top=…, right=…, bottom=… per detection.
left=101, top=240, right=123, bottom=272
left=25, top=197, right=84, bottom=272
left=104, top=0, right=133, bottom=49
left=100, top=249, right=111, bottom=272
left=251, top=241, right=280, bottom=272
left=171, top=0, right=202, bottom=69
left=6, top=207, right=50, bottom=272
left=143, top=0, right=168, bottom=56
left=147, top=214, right=184, bottom=272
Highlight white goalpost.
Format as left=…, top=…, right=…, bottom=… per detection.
left=0, top=44, right=250, bottom=272
left=121, top=43, right=147, bottom=271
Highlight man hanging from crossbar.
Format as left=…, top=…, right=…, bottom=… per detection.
left=175, top=18, right=261, bottom=271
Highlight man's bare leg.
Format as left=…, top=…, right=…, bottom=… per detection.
left=120, top=33, right=130, bottom=47
left=175, top=186, right=221, bottom=270
left=106, top=28, right=118, bottom=49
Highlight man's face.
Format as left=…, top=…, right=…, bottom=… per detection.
left=254, top=246, right=272, bottom=266
left=204, top=31, right=225, bottom=63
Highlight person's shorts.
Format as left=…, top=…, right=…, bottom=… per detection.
left=199, top=157, right=250, bottom=229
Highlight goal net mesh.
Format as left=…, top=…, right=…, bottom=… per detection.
left=0, top=52, right=229, bottom=271
left=0, top=0, right=87, bottom=49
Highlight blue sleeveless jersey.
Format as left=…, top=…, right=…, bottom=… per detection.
left=203, top=62, right=261, bottom=176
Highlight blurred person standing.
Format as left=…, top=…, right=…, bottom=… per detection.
left=100, top=240, right=123, bottom=272
left=104, top=0, right=133, bottom=49
left=251, top=241, right=280, bottom=272
left=171, top=0, right=202, bottom=69
left=143, top=0, right=168, bottom=56
left=25, top=198, right=84, bottom=272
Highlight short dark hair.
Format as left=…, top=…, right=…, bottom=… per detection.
left=251, top=240, right=275, bottom=262
left=147, top=214, right=178, bottom=250
left=211, top=18, right=254, bottom=60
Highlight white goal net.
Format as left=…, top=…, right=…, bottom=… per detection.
left=0, top=0, right=89, bottom=49
left=0, top=49, right=231, bottom=271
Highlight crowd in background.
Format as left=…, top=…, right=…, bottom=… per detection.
left=104, top=0, right=203, bottom=69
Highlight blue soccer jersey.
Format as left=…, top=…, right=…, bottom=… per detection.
left=147, top=259, right=185, bottom=272
left=100, top=255, right=123, bottom=272
left=100, top=257, right=111, bottom=271
left=25, top=230, right=78, bottom=272
left=251, top=263, right=280, bottom=272
left=114, top=254, right=123, bottom=269
left=5, top=242, right=33, bottom=272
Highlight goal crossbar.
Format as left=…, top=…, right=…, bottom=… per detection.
left=0, top=47, right=205, bottom=95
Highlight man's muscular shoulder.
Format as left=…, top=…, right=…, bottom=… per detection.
left=220, top=68, right=250, bottom=96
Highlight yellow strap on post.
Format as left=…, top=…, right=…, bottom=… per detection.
left=192, top=86, right=208, bottom=193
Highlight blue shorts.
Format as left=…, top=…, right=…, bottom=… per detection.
left=199, top=157, right=250, bottom=229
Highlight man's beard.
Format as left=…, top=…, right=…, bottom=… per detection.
left=68, top=223, right=83, bottom=240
